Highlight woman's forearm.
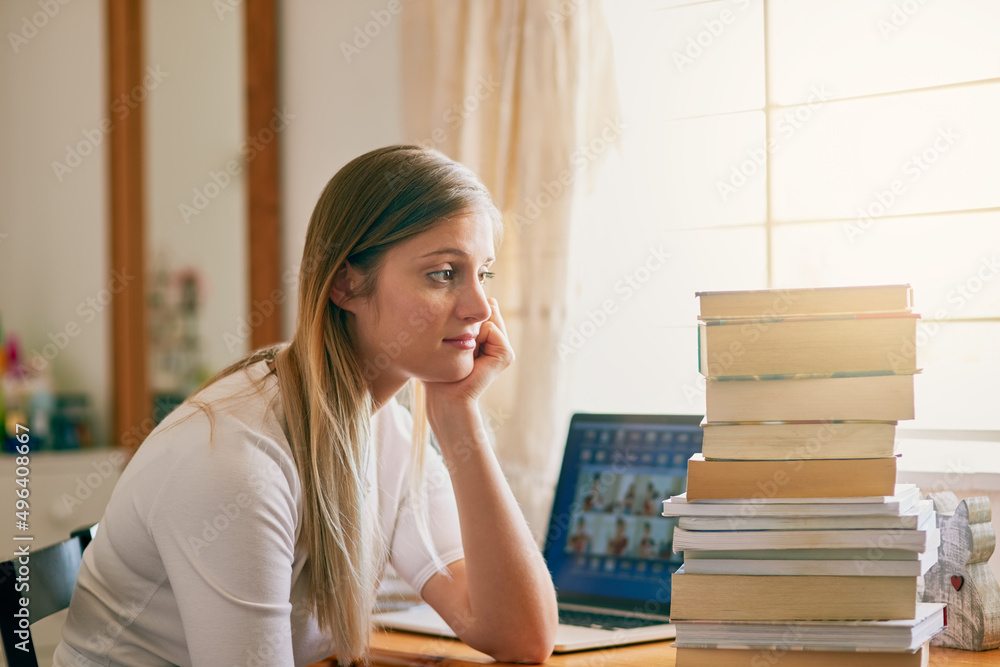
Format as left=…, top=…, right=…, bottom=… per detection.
left=428, top=402, right=559, bottom=660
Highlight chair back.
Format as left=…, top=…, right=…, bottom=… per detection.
left=0, top=524, right=97, bottom=667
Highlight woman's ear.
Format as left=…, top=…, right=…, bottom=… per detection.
left=329, top=262, right=363, bottom=311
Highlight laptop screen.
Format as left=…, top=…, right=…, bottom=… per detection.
left=542, top=413, right=703, bottom=616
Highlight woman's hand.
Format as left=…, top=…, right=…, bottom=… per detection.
left=418, top=297, right=558, bottom=662
left=423, top=297, right=514, bottom=420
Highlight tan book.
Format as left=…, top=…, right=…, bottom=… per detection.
left=698, top=313, right=918, bottom=378
left=685, top=454, right=897, bottom=500
left=706, top=372, right=916, bottom=422
left=669, top=569, right=918, bottom=621
left=676, top=643, right=929, bottom=667
left=680, top=552, right=938, bottom=577
left=702, top=420, right=897, bottom=460
left=696, top=284, right=913, bottom=320
left=672, top=526, right=935, bottom=553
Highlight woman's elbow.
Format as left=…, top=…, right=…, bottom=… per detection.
left=487, top=635, right=555, bottom=664
left=483, top=617, right=557, bottom=663
left=520, top=634, right=557, bottom=664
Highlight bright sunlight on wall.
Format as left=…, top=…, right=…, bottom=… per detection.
left=564, top=0, right=999, bottom=446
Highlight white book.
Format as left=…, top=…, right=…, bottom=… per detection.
left=672, top=602, right=945, bottom=652
left=663, top=485, right=920, bottom=518
left=679, top=526, right=940, bottom=562
left=684, top=547, right=931, bottom=561
left=678, top=500, right=933, bottom=531
left=672, top=525, right=937, bottom=554
left=681, top=548, right=939, bottom=577
left=669, top=483, right=918, bottom=505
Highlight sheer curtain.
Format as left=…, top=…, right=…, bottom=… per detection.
left=401, top=0, right=621, bottom=537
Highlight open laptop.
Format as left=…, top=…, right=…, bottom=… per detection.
left=373, top=412, right=704, bottom=652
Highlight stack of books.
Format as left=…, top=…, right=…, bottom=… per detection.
left=663, top=285, right=945, bottom=666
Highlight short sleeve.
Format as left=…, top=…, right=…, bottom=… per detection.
left=385, top=409, right=465, bottom=595
left=147, top=419, right=299, bottom=665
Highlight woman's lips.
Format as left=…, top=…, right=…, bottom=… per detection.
left=443, top=334, right=476, bottom=350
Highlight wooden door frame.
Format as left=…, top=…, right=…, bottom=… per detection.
left=107, top=0, right=282, bottom=450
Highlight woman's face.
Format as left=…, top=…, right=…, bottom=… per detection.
left=341, top=210, right=496, bottom=395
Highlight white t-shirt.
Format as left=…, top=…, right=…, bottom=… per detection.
left=54, top=359, right=464, bottom=667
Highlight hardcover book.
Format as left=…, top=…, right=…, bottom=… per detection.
left=704, top=371, right=916, bottom=422
left=675, top=643, right=930, bottom=666
left=670, top=568, right=918, bottom=621
left=701, top=420, right=898, bottom=460
left=698, top=313, right=919, bottom=378
left=696, top=284, right=913, bottom=320
left=684, top=454, right=898, bottom=501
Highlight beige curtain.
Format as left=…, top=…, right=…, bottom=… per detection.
left=401, top=0, right=621, bottom=539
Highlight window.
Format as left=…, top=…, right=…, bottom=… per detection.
left=566, top=0, right=1000, bottom=470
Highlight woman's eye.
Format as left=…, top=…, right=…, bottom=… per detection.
left=429, top=269, right=454, bottom=282
left=428, top=269, right=495, bottom=284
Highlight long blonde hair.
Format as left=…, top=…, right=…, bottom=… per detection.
left=182, top=145, right=502, bottom=663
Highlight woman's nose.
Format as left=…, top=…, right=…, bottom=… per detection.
left=458, top=280, right=492, bottom=322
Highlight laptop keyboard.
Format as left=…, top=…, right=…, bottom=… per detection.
left=558, top=608, right=666, bottom=631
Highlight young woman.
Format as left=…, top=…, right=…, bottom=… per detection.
left=637, top=522, right=656, bottom=559
left=606, top=517, right=629, bottom=556
left=54, top=146, right=558, bottom=666
left=567, top=516, right=592, bottom=553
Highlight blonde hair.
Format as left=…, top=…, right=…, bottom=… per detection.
left=179, top=145, right=502, bottom=663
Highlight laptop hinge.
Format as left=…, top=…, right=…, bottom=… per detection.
left=558, top=602, right=671, bottom=622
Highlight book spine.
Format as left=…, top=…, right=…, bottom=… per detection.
left=682, top=548, right=923, bottom=560
left=675, top=645, right=927, bottom=667
left=700, top=312, right=921, bottom=326
left=701, top=317, right=917, bottom=377
left=670, top=573, right=917, bottom=621
left=708, top=369, right=920, bottom=381
left=672, top=527, right=931, bottom=552
left=685, top=457, right=898, bottom=501
left=680, top=558, right=923, bottom=577
left=697, top=324, right=704, bottom=375
left=678, top=515, right=920, bottom=531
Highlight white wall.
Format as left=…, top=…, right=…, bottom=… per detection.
left=0, top=0, right=109, bottom=446
left=145, top=1, right=248, bottom=389
left=278, top=0, right=405, bottom=334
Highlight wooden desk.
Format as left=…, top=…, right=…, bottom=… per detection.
left=309, top=630, right=1000, bottom=666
